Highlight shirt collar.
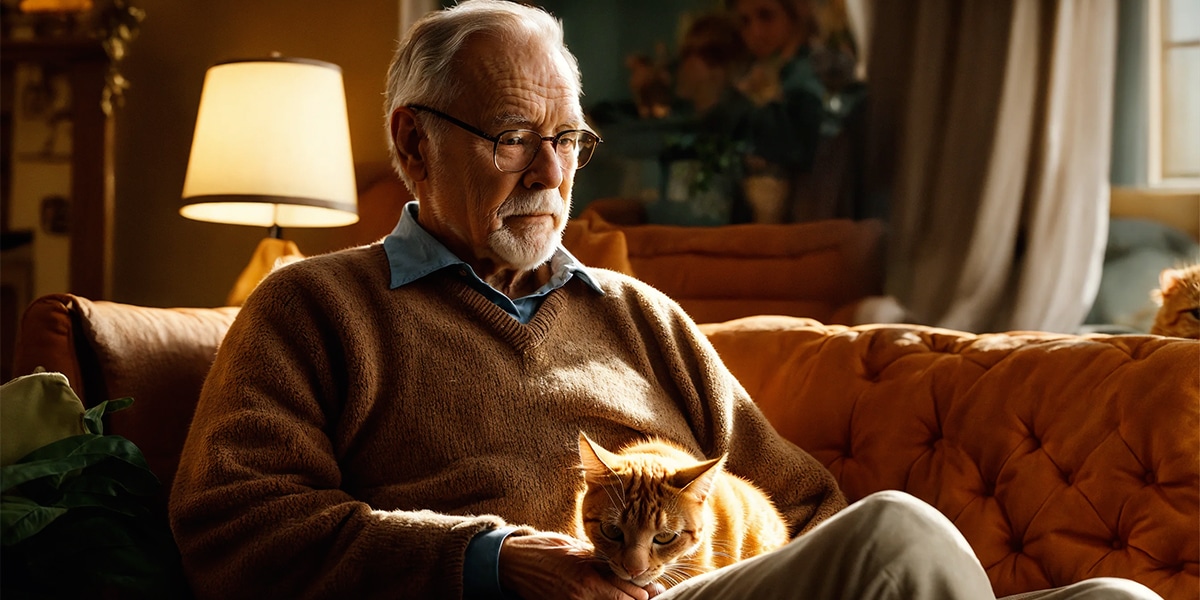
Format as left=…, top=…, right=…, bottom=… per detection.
left=383, top=200, right=603, bottom=295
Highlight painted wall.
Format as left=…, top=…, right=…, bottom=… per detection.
left=1111, top=0, right=1148, bottom=187
left=538, top=0, right=713, bottom=104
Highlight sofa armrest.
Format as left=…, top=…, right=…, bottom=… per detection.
left=12, top=294, right=239, bottom=498
left=701, top=315, right=1199, bottom=598
left=11, top=294, right=88, bottom=395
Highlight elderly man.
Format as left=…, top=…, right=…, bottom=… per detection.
left=169, top=2, right=1161, bottom=599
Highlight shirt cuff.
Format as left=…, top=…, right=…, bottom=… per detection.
left=463, top=526, right=518, bottom=599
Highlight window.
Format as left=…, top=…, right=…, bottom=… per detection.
left=1148, top=0, right=1199, bottom=187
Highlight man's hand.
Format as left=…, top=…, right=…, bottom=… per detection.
left=498, top=531, right=665, bottom=600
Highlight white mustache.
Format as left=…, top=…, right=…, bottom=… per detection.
left=497, top=192, right=561, bottom=220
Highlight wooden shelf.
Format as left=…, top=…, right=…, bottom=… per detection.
left=1, top=37, right=108, bottom=62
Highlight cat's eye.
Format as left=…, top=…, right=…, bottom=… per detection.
left=600, top=523, right=623, bottom=541
left=653, top=532, right=678, bottom=545
left=1187, top=308, right=1200, bottom=320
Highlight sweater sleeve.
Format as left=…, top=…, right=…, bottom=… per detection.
left=639, top=291, right=848, bottom=536
left=168, top=265, right=520, bottom=600
left=723, top=392, right=848, bottom=536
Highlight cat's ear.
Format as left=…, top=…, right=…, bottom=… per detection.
left=578, top=433, right=621, bottom=481
left=672, top=455, right=725, bottom=502
left=1160, top=268, right=1183, bottom=294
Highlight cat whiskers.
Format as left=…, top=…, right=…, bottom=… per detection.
left=600, top=467, right=627, bottom=508
left=657, top=571, right=686, bottom=589
left=579, top=550, right=613, bottom=567
left=602, top=506, right=625, bottom=534
left=658, top=562, right=708, bottom=588
left=705, top=539, right=738, bottom=563
left=598, top=476, right=627, bottom=511
left=664, top=561, right=706, bottom=576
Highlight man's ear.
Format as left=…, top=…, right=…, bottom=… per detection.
left=390, top=106, right=428, bottom=182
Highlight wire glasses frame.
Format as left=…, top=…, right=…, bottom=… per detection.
left=408, top=104, right=602, bottom=172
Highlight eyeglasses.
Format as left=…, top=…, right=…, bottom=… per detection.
left=408, top=104, right=602, bottom=172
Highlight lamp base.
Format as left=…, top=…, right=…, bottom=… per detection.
left=226, top=237, right=304, bottom=306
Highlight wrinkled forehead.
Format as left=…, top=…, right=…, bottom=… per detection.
left=453, top=33, right=584, bottom=128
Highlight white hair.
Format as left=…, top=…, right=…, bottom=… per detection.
left=383, top=0, right=582, bottom=189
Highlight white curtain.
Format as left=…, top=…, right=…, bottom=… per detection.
left=861, top=0, right=1117, bottom=333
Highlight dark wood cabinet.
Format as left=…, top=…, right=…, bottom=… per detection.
left=1, top=22, right=119, bottom=381
left=2, top=36, right=116, bottom=301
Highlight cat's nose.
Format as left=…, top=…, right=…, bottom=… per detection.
left=624, top=563, right=649, bottom=578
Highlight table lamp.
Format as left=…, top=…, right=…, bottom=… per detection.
left=180, top=56, right=358, bottom=305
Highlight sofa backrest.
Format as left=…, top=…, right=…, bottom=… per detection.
left=12, top=294, right=239, bottom=505
left=571, top=209, right=886, bottom=325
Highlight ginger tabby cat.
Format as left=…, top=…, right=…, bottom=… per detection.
left=573, top=433, right=789, bottom=589
left=1151, top=264, right=1200, bottom=338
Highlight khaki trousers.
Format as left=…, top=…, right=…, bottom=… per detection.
left=659, top=491, right=1163, bottom=600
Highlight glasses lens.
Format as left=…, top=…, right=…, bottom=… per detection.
left=493, top=130, right=600, bottom=172
left=494, top=131, right=539, bottom=172
left=557, top=131, right=599, bottom=169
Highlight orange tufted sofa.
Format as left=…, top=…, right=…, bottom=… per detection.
left=702, top=316, right=1199, bottom=598
left=11, top=294, right=1200, bottom=599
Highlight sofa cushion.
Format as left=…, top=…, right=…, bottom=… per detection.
left=577, top=209, right=884, bottom=324
left=700, top=315, right=1199, bottom=598
left=562, top=216, right=635, bottom=276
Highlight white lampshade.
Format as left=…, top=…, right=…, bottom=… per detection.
left=181, top=57, right=359, bottom=228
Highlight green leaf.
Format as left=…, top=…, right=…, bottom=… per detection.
left=55, top=490, right=152, bottom=518
left=1, top=435, right=151, bottom=492
left=58, top=462, right=160, bottom=498
left=81, top=396, right=133, bottom=434
left=1, top=436, right=100, bottom=492
left=0, top=496, right=68, bottom=545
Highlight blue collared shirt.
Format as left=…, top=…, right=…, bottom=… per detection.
left=384, top=201, right=603, bottom=324
left=382, top=200, right=602, bottom=598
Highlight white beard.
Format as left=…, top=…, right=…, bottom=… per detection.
left=488, top=190, right=567, bottom=270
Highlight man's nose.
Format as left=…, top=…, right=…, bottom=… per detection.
left=522, top=138, right=565, bottom=190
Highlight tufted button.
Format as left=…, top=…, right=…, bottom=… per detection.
left=983, top=482, right=995, bottom=497
left=1111, top=538, right=1125, bottom=550
left=1028, top=436, right=1041, bottom=449
left=1144, top=471, right=1157, bottom=485
left=1010, top=538, right=1023, bottom=552
left=929, top=430, right=942, bottom=447
left=1062, top=470, right=1073, bottom=485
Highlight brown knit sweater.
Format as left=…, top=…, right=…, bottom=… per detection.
left=169, top=242, right=846, bottom=600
